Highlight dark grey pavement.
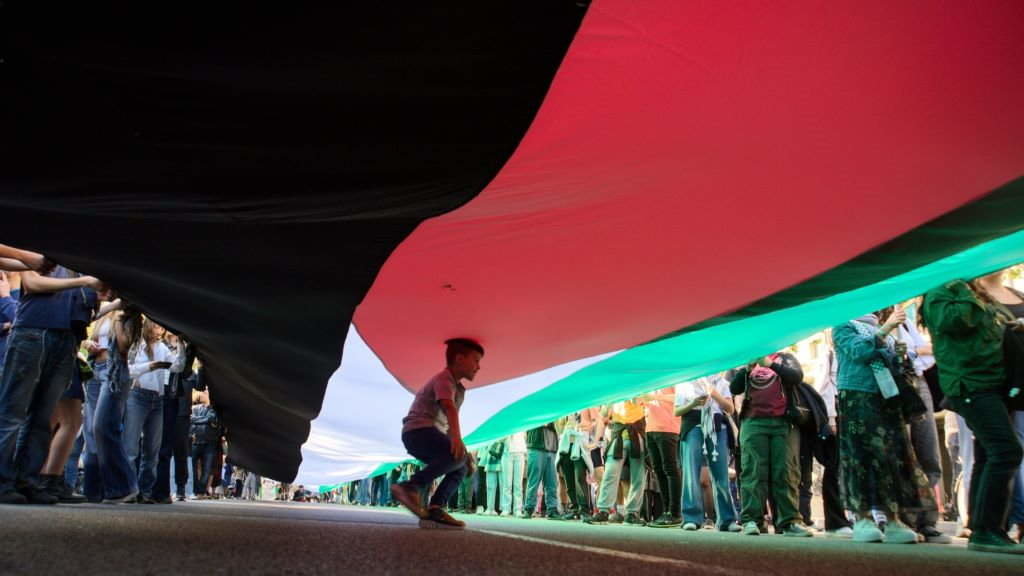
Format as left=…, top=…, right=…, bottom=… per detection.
left=0, top=501, right=1021, bottom=575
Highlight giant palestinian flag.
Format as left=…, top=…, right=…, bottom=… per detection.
left=2, top=1, right=1023, bottom=483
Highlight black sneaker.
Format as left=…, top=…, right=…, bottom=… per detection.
left=175, top=493, right=187, bottom=502
left=584, top=511, right=609, bottom=524
left=649, top=514, right=682, bottom=528
left=518, top=510, right=534, bottom=519
left=920, top=526, right=952, bottom=544
left=560, top=511, right=581, bottom=521
left=19, top=485, right=58, bottom=505
left=546, top=510, right=565, bottom=520
left=608, top=512, right=624, bottom=524
left=419, top=507, right=466, bottom=530
left=55, top=479, right=87, bottom=504
left=624, top=512, right=646, bottom=527
left=0, top=490, right=28, bottom=505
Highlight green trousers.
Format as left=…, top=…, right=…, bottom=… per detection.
left=739, top=417, right=800, bottom=528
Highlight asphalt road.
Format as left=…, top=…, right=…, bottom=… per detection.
left=0, top=500, right=1021, bottom=575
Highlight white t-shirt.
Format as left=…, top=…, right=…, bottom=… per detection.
left=129, top=341, right=181, bottom=393
left=674, top=376, right=732, bottom=417
left=507, top=431, right=527, bottom=454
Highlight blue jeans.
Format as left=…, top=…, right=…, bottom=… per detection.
left=124, top=388, right=164, bottom=498
left=94, top=356, right=139, bottom=499
left=81, top=363, right=106, bottom=501
left=402, top=427, right=468, bottom=508
left=64, top=428, right=84, bottom=489
left=154, top=394, right=191, bottom=500
left=191, top=442, right=218, bottom=496
left=0, top=327, right=75, bottom=493
left=681, top=423, right=738, bottom=529
left=500, top=452, right=525, bottom=515
left=525, top=449, right=560, bottom=513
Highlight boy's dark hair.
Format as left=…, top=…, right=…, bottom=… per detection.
left=445, top=338, right=484, bottom=366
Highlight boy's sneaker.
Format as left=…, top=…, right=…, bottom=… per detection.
left=967, top=531, right=1024, bottom=555
left=545, top=510, right=564, bottom=520
left=0, top=490, right=27, bottom=505
left=919, top=526, right=952, bottom=544
left=624, top=512, right=645, bottom=527
left=608, top=512, right=624, bottom=524
left=781, top=523, right=813, bottom=537
left=518, top=510, right=533, bottom=519
left=852, top=518, right=884, bottom=543
left=742, top=521, right=760, bottom=536
left=883, top=520, right=919, bottom=544
left=560, top=511, right=580, bottom=521
left=419, top=507, right=466, bottom=530
left=724, top=522, right=743, bottom=533
left=585, top=510, right=610, bottom=524
left=390, top=482, right=427, bottom=519
left=681, top=522, right=699, bottom=531
left=102, top=490, right=140, bottom=505
left=649, top=514, right=682, bottom=528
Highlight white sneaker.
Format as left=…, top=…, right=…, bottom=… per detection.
left=828, top=526, right=854, bottom=539
left=852, top=519, right=884, bottom=543
left=884, top=520, right=919, bottom=544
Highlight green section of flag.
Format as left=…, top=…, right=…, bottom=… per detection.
left=466, top=229, right=1024, bottom=445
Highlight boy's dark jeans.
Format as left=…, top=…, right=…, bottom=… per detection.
left=948, top=391, right=1023, bottom=534
left=402, top=427, right=467, bottom=508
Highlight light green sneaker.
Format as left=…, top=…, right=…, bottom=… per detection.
left=742, top=521, right=760, bottom=536
left=884, top=520, right=919, bottom=544
left=852, top=519, right=884, bottom=543
left=782, top=523, right=813, bottom=537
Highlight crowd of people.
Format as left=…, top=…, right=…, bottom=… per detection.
left=375, top=269, right=1024, bottom=555
left=4, top=241, right=1024, bottom=555
left=0, top=243, right=261, bottom=507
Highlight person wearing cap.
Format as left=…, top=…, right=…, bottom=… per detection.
left=390, top=338, right=483, bottom=529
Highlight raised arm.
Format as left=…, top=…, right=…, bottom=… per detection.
left=923, top=281, right=989, bottom=337
left=20, top=271, right=101, bottom=295
left=0, top=244, right=49, bottom=271
left=0, top=258, right=32, bottom=272
left=831, top=322, right=885, bottom=364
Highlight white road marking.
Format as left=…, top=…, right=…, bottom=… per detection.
left=474, top=528, right=762, bottom=576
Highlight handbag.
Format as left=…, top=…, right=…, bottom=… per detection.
left=891, top=358, right=927, bottom=421
left=790, top=384, right=813, bottom=430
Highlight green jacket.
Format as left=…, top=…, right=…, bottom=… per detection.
left=525, top=423, right=558, bottom=452
left=831, top=318, right=896, bottom=394
left=922, top=280, right=1005, bottom=397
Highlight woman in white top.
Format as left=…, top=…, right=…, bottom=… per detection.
left=122, top=318, right=185, bottom=503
